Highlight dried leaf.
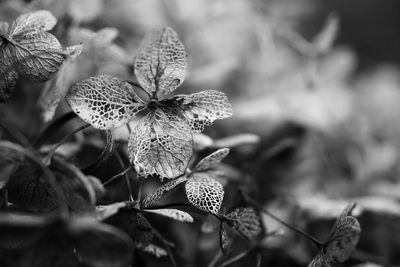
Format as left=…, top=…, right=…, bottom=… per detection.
left=142, top=176, right=188, bottom=208
left=220, top=223, right=232, bottom=256
left=225, top=207, right=263, bottom=240
left=39, top=44, right=83, bottom=121
left=66, top=75, right=145, bottom=130
left=142, top=244, right=168, bottom=258
left=134, top=27, right=187, bottom=98
left=10, top=10, right=57, bottom=36
left=143, top=208, right=193, bottom=223
left=128, top=109, right=193, bottom=179
left=194, top=148, right=230, bottom=172
left=96, top=202, right=127, bottom=221
left=106, top=210, right=153, bottom=248
left=185, top=173, right=224, bottom=214
left=308, top=203, right=361, bottom=266
left=172, top=90, right=233, bottom=132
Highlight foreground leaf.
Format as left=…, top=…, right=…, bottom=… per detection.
left=173, top=90, right=233, bottom=132
left=66, top=75, right=145, bottom=130
left=308, top=203, right=361, bottom=267
left=142, top=176, right=188, bottom=208
left=143, top=208, right=193, bottom=223
left=185, top=173, right=224, bottom=214
left=128, top=109, right=193, bottom=179
left=134, top=27, right=187, bottom=98
left=194, top=148, right=230, bottom=172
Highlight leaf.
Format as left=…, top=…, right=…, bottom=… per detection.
left=225, top=207, right=263, bottom=241
left=308, top=203, right=361, bottom=266
left=185, top=173, right=224, bottom=214
left=212, top=134, right=260, bottom=149
left=312, top=14, right=339, bottom=54
left=220, top=223, right=232, bottom=257
left=9, top=10, right=57, bottom=36
left=142, top=244, right=168, bottom=258
left=87, top=175, right=105, bottom=200
left=143, top=208, right=194, bottom=223
left=134, top=27, right=187, bottom=98
left=194, top=148, right=230, bottom=172
left=128, top=109, right=193, bottom=180
left=66, top=75, right=146, bottom=130
left=106, top=210, right=154, bottom=248
left=68, top=0, right=104, bottom=23
left=96, top=202, right=127, bottom=221
left=0, top=64, right=17, bottom=102
left=72, top=218, right=133, bottom=267
left=142, top=176, right=188, bottom=208
left=172, top=90, right=233, bottom=132
left=38, top=44, right=83, bottom=122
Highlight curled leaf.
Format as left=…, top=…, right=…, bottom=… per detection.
left=308, top=203, right=361, bottom=267
left=142, top=176, right=188, bottom=208
left=185, top=173, right=224, bottom=214
left=128, top=109, right=193, bottom=179
left=134, top=27, right=187, bottom=98
left=172, top=90, right=233, bottom=132
left=143, top=208, right=193, bottom=223
left=225, top=207, right=263, bottom=241
left=194, top=148, right=230, bottom=172
left=66, top=75, right=145, bottom=130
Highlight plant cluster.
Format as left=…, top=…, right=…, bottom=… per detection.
left=0, top=10, right=362, bottom=267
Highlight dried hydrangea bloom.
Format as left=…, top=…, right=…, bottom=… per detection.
left=0, top=10, right=68, bottom=102
left=67, top=27, right=233, bottom=180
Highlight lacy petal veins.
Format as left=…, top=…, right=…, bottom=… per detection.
left=0, top=10, right=68, bottom=102
left=67, top=27, right=233, bottom=180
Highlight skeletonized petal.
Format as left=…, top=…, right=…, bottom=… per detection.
left=12, top=31, right=65, bottom=81
left=173, top=90, right=233, bottom=132
left=66, top=75, right=145, bottom=130
left=185, top=172, right=224, bottom=214
left=194, top=148, right=230, bottom=172
left=10, top=10, right=57, bottom=36
left=134, top=27, right=187, bottom=98
left=128, top=109, right=193, bottom=180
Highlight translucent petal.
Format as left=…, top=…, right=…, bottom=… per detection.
left=66, top=75, right=146, bottom=130
left=39, top=44, right=83, bottom=121
left=185, top=173, right=224, bottom=214
left=226, top=207, right=263, bottom=240
left=10, top=10, right=57, bottom=36
left=142, top=176, right=188, bottom=208
left=143, top=208, right=193, bottom=223
left=128, top=109, right=193, bottom=180
left=173, top=90, right=233, bottom=132
left=11, top=31, right=65, bottom=81
left=194, top=148, right=230, bottom=172
left=134, top=27, right=187, bottom=98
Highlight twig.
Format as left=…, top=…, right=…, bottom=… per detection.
left=102, top=166, right=132, bottom=186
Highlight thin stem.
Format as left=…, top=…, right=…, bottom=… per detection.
left=136, top=176, right=143, bottom=205
left=83, top=130, right=114, bottom=173
left=43, top=124, right=90, bottom=165
left=34, top=112, right=77, bottom=149
left=242, top=192, right=324, bottom=248
left=102, top=166, right=132, bottom=186
left=218, top=250, right=251, bottom=267
left=126, top=174, right=134, bottom=202
left=207, top=250, right=223, bottom=267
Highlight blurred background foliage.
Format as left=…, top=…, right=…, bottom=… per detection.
left=1, top=0, right=400, bottom=266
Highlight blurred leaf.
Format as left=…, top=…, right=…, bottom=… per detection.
left=134, top=27, right=187, bottom=98
left=225, top=207, right=263, bottom=241
left=141, top=244, right=167, bottom=258
left=87, top=175, right=105, bottom=201
left=142, top=176, right=188, bottom=208
left=96, top=202, right=127, bottom=221
left=312, top=14, right=339, bottom=54
left=193, top=133, right=214, bottom=151
left=39, top=44, right=83, bottom=122
left=185, top=173, right=224, bottom=214
left=220, top=223, right=232, bottom=257
left=0, top=10, right=66, bottom=102
left=171, top=90, right=233, bottom=132
left=128, top=109, right=193, bottom=180
left=308, top=203, right=361, bottom=267
left=212, top=134, right=260, bottom=149
left=66, top=75, right=145, bottom=130
left=68, top=0, right=103, bottom=23
left=194, top=148, right=230, bottom=172
left=143, top=208, right=194, bottom=223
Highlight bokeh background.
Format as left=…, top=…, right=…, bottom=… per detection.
left=1, top=0, right=400, bottom=266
